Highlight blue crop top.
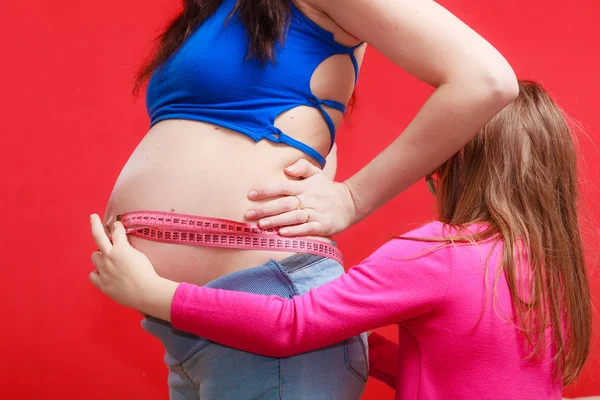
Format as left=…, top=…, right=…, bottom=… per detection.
left=146, top=0, right=362, bottom=167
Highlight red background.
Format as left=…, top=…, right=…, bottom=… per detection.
left=1, top=0, right=598, bottom=398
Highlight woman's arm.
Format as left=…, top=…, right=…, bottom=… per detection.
left=89, top=215, right=451, bottom=358
left=324, top=0, right=517, bottom=223
left=246, top=0, right=518, bottom=235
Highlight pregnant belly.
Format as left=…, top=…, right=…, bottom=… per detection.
left=103, top=120, right=332, bottom=286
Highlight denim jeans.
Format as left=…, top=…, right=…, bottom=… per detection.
left=142, top=253, right=368, bottom=400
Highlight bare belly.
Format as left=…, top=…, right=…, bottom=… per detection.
left=103, top=119, right=333, bottom=286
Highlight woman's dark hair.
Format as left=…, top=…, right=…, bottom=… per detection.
left=134, top=0, right=292, bottom=95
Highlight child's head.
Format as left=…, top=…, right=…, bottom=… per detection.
left=432, top=80, right=578, bottom=225
left=430, top=80, right=591, bottom=383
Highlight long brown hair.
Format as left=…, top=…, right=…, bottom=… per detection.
left=134, top=0, right=292, bottom=95
left=427, top=80, right=591, bottom=384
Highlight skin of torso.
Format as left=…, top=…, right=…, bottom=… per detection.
left=103, top=0, right=366, bottom=286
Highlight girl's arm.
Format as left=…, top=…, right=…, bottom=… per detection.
left=89, top=215, right=450, bottom=358
left=246, top=0, right=518, bottom=236
left=145, top=238, right=452, bottom=358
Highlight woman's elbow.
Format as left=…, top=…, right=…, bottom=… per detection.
left=471, top=61, right=519, bottom=110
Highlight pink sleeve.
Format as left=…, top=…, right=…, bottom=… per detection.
left=171, top=239, right=451, bottom=357
left=368, top=333, right=399, bottom=389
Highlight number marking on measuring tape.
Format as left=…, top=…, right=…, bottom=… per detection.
left=117, top=211, right=343, bottom=264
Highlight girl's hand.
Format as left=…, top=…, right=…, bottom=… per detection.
left=88, top=214, right=177, bottom=320
left=245, top=159, right=357, bottom=237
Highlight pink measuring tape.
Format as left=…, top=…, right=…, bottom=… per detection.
left=117, top=211, right=343, bottom=264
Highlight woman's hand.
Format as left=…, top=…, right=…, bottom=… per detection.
left=88, top=214, right=177, bottom=320
left=245, top=159, right=357, bottom=237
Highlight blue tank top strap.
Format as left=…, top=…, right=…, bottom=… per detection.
left=340, top=42, right=364, bottom=84
left=308, top=95, right=343, bottom=151
left=265, top=126, right=327, bottom=167
left=320, top=99, right=346, bottom=113
left=290, top=1, right=362, bottom=83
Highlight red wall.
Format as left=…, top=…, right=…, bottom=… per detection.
left=1, top=0, right=598, bottom=398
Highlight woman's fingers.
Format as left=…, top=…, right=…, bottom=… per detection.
left=278, top=221, right=322, bottom=237
left=90, top=214, right=112, bottom=254
left=247, top=180, right=301, bottom=201
left=284, top=159, right=322, bottom=179
left=257, top=209, right=313, bottom=230
left=245, top=196, right=301, bottom=221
